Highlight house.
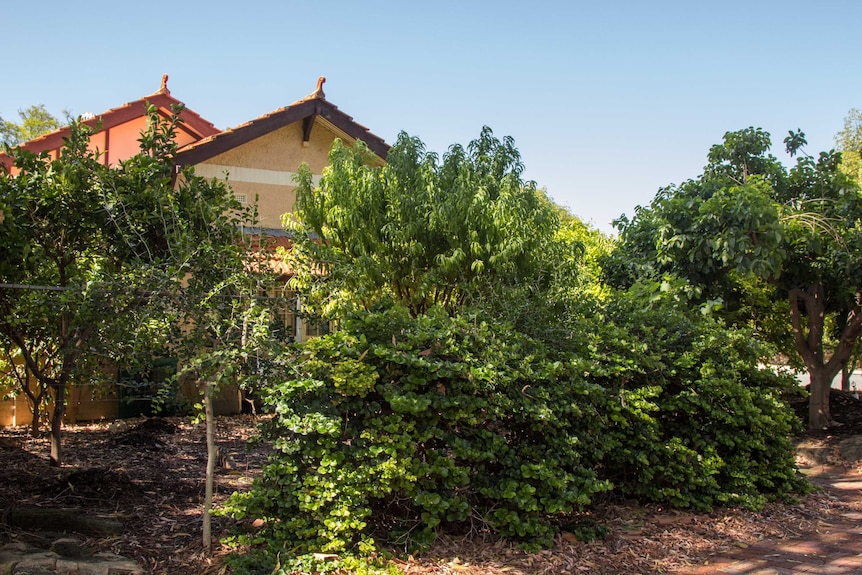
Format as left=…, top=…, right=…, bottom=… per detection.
left=176, top=76, right=388, bottom=231
left=174, top=76, right=389, bottom=339
left=0, top=75, right=220, bottom=173
left=0, top=76, right=390, bottom=426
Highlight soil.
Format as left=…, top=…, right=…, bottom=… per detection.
left=0, top=390, right=860, bottom=575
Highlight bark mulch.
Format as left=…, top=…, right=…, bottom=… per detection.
left=0, top=390, right=860, bottom=575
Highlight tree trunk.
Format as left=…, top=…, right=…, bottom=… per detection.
left=203, top=380, right=215, bottom=554
left=29, top=398, right=41, bottom=438
left=788, top=286, right=850, bottom=431
left=23, top=376, right=45, bottom=438
left=7, top=507, right=124, bottom=536
left=49, top=381, right=65, bottom=467
left=808, top=368, right=832, bottom=430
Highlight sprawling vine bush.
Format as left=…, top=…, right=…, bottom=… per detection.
left=223, top=304, right=613, bottom=558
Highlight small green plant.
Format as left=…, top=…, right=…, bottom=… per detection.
left=224, top=548, right=402, bottom=575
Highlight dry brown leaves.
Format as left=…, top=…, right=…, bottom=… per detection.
left=390, top=480, right=850, bottom=575
left=0, top=412, right=859, bottom=575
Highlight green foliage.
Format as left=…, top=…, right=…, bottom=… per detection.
left=836, top=108, right=862, bottom=185
left=594, top=285, right=807, bottom=510
left=560, top=516, right=609, bottom=543
left=0, top=104, right=264, bottom=463
left=224, top=548, right=402, bottom=575
left=0, top=118, right=127, bottom=453
left=222, top=305, right=612, bottom=554
left=0, top=104, right=69, bottom=146
left=609, top=126, right=862, bottom=428
left=224, top=128, right=807, bottom=572
left=286, top=128, right=562, bottom=318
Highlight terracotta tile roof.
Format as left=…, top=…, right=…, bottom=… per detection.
left=0, top=75, right=220, bottom=170
left=175, top=93, right=389, bottom=166
left=2, top=76, right=388, bottom=176
left=240, top=227, right=295, bottom=278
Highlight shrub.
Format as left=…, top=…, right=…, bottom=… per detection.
left=223, top=292, right=809, bottom=572
left=594, top=292, right=808, bottom=510
left=222, top=305, right=612, bottom=556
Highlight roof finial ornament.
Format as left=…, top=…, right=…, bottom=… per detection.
left=159, top=74, right=170, bottom=94
left=311, top=76, right=325, bottom=99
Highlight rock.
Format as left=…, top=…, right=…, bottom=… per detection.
left=838, top=435, right=862, bottom=462
left=0, top=544, right=141, bottom=575
left=8, top=550, right=56, bottom=574
left=49, top=538, right=91, bottom=559
left=107, top=420, right=130, bottom=433
left=81, top=552, right=143, bottom=574
left=795, top=440, right=835, bottom=465
left=15, top=567, right=56, bottom=575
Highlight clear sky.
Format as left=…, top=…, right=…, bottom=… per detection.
left=4, top=0, right=860, bottom=234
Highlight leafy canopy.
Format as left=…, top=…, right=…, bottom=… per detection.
left=286, top=127, right=563, bottom=317
left=0, top=104, right=70, bottom=146
left=223, top=130, right=807, bottom=574
left=0, top=105, right=255, bottom=464
left=608, top=126, right=862, bottom=428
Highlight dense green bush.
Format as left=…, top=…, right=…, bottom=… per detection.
left=593, top=284, right=808, bottom=510
left=223, top=294, right=808, bottom=575
left=223, top=295, right=809, bottom=573
left=220, top=127, right=810, bottom=574
left=222, top=305, right=612, bottom=557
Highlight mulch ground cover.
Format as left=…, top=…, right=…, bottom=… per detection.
left=0, top=390, right=860, bottom=575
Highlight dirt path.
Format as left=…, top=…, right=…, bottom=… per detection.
left=675, top=464, right=862, bottom=575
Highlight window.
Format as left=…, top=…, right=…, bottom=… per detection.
left=264, top=288, right=297, bottom=341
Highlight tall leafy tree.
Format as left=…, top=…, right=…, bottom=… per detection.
left=836, top=108, right=862, bottom=185
left=0, top=104, right=70, bottom=146
left=286, top=127, right=563, bottom=318
left=608, top=127, right=862, bottom=429
left=224, top=130, right=617, bottom=564
left=224, top=130, right=805, bottom=571
left=114, top=112, right=276, bottom=553
left=173, top=258, right=274, bottom=553
left=1, top=121, right=120, bottom=464
left=0, top=106, right=253, bottom=465
left=832, top=109, right=862, bottom=389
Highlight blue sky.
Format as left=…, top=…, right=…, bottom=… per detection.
left=4, top=1, right=860, bottom=234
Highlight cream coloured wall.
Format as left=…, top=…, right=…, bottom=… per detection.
left=206, top=122, right=334, bottom=172
left=193, top=121, right=338, bottom=229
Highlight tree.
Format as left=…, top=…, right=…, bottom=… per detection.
left=0, top=105, right=250, bottom=465
left=609, top=127, right=862, bottom=429
left=111, top=110, right=276, bottom=553
left=173, top=267, right=274, bottom=553
left=223, top=130, right=805, bottom=571
left=223, top=130, right=611, bottom=566
left=287, top=127, right=563, bottom=318
left=0, top=121, right=123, bottom=464
left=164, top=189, right=276, bottom=552
left=832, top=109, right=862, bottom=390
left=0, top=104, right=70, bottom=146
left=836, top=108, right=862, bottom=185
